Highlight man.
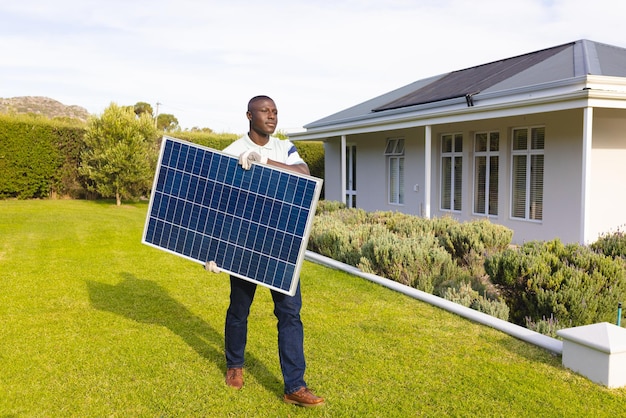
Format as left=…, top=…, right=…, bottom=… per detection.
left=206, top=95, right=324, bottom=407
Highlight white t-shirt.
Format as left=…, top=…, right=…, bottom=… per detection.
left=222, top=134, right=306, bottom=166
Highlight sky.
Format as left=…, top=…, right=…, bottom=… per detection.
left=1, top=0, right=624, bottom=134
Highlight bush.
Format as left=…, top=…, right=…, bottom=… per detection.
left=437, top=219, right=513, bottom=275
left=358, top=229, right=456, bottom=293
left=308, top=208, right=511, bottom=298
left=309, top=208, right=626, bottom=335
left=524, top=315, right=568, bottom=338
left=485, top=239, right=626, bottom=327
left=307, top=213, right=371, bottom=266
left=315, top=200, right=346, bottom=215
left=441, top=282, right=510, bottom=321
left=591, top=227, right=626, bottom=260
left=0, top=114, right=87, bottom=198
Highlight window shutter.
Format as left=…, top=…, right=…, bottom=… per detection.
left=530, top=155, right=543, bottom=220
left=390, top=157, right=398, bottom=203
left=512, top=155, right=527, bottom=218
left=489, top=155, right=499, bottom=215
left=474, top=156, right=487, bottom=214
left=441, top=156, right=452, bottom=210
left=454, top=156, right=462, bottom=211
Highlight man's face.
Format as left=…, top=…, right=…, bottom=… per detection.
left=248, top=98, right=278, bottom=136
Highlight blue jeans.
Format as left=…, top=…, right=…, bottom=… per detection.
left=225, top=276, right=307, bottom=394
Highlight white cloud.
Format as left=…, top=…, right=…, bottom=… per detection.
left=1, top=0, right=624, bottom=133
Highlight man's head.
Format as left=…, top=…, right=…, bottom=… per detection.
left=247, top=95, right=277, bottom=139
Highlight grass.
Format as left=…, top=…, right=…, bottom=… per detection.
left=1, top=199, right=625, bottom=417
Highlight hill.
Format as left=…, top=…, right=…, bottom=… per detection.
left=0, top=96, right=90, bottom=122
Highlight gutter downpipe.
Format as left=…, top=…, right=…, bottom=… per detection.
left=305, top=250, right=563, bottom=355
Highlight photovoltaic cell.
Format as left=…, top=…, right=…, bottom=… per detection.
left=142, top=136, right=323, bottom=295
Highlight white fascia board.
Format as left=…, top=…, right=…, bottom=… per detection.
left=585, top=75, right=626, bottom=92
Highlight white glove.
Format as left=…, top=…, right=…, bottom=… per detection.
left=238, top=150, right=268, bottom=170
left=204, top=260, right=220, bottom=273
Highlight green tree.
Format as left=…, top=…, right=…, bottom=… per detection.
left=79, top=103, right=159, bottom=206
left=134, top=102, right=154, bottom=118
left=157, top=113, right=179, bottom=132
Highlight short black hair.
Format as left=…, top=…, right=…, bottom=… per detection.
left=248, top=95, right=274, bottom=111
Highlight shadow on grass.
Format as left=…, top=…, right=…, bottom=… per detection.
left=86, top=272, right=283, bottom=395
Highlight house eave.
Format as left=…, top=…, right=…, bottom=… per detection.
left=289, top=75, right=626, bottom=141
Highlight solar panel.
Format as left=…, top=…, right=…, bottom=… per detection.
left=142, top=136, right=323, bottom=296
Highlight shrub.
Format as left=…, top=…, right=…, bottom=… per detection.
left=358, top=229, right=456, bottom=293
left=315, top=200, right=346, bottom=215
left=367, top=210, right=435, bottom=237
left=307, top=213, right=369, bottom=266
left=524, top=315, right=568, bottom=339
left=437, top=219, right=513, bottom=275
left=591, top=227, right=626, bottom=260
left=332, top=207, right=369, bottom=226
left=485, top=239, right=626, bottom=327
left=308, top=208, right=517, bottom=323
left=441, top=282, right=510, bottom=321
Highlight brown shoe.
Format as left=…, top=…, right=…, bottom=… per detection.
left=225, top=368, right=244, bottom=389
left=283, top=387, right=325, bottom=407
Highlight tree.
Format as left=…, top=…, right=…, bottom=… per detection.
left=157, top=113, right=179, bottom=132
left=134, top=102, right=154, bottom=118
left=79, top=103, right=159, bottom=206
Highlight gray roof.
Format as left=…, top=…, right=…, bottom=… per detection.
left=304, top=39, right=626, bottom=130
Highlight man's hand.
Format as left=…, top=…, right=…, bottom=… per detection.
left=238, top=150, right=268, bottom=170
left=204, top=260, right=220, bottom=273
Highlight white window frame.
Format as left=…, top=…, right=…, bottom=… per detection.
left=440, top=133, right=463, bottom=212
left=473, top=131, right=499, bottom=217
left=510, top=126, right=544, bottom=221
left=385, top=138, right=405, bottom=205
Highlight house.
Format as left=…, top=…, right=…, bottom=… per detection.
left=289, top=40, right=626, bottom=245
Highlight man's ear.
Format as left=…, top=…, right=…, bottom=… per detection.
left=246, top=111, right=252, bottom=121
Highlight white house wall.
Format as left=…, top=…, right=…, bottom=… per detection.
left=323, top=129, right=426, bottom=214
left=428, top=110, right=584, bottom=244
left=320, top=108, right=625, bottom=245
left=323, top=140, right=342, bottom=204
left=588, top=108, right=626, bottom=241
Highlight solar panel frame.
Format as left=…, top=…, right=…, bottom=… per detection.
left=142, top=136, right=323, bottom=296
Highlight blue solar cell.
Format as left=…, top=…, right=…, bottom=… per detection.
left=142, top=136, right=323, bottom=295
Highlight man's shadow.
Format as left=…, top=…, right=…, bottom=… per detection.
left=86, top=272, right=283, bottom=394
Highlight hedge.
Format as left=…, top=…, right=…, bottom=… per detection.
left=0, top=116, right=325, bottom=199
left=0, top=114, right=86, bottom=198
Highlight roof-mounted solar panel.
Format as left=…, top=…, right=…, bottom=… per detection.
left=142, top=136, right=323, bottom=295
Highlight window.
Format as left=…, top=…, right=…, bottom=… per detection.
left=385, top=138, right=404, bottom=205
left=473, top=131, right=499, bottom=216
left=440, top=133, right=463, bottom=211
left=511, top=127, right=544, bottom=221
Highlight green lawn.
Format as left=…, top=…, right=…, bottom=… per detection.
left=1, top=200, right=625, bottom=417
